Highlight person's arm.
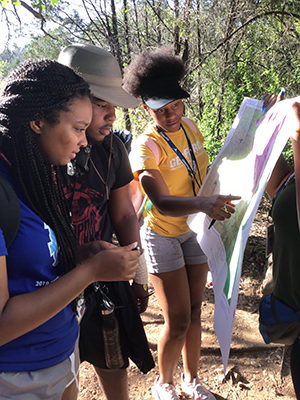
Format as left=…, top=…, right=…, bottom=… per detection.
left=139, top=169, right=240, bottom=220
left=265, top=154, right=292, bottom=200
left=291, top=101, right=300, bottom=229
left=109, top=183, right=141, bottom=247
left=130, top=179, right=145, bottom=220
left=0, top=256, right=9, bottom=319
left=264, top=94, right=300, bottom=214
left=108, top=184, right=149, bottom=313
left=0, top=243, right=139, bottom=347
left=263, top=92, right=293, bottom=200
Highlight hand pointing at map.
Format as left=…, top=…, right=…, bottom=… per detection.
left=200, top=194, right=241, bottom=221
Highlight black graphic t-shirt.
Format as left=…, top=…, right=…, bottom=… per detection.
left=59, top=133, right=133, bottom=245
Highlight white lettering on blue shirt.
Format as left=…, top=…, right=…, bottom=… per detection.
left=44, top=223, right=59, bottom=267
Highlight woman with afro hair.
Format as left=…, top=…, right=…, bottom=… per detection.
left=125, top=47, right=240, bottom=400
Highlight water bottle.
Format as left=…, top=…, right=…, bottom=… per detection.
left=101, top=296, right=125, bottom=369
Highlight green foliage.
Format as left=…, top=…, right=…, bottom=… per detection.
left=115, top=106, right=150, bottom=140
left=2, top=0, right=300, bottom=166
left=22, top=27, right=71, bottom=60
left=1, top=0, right=21, bottom=6
left=0, top=47, right=22, bottom=80
left=186, top=5, right=300, bottom=162
left=0, top=59, right=13, bottom=81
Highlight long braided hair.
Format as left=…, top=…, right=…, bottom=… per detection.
left=0, top=59, right=91, bottom=273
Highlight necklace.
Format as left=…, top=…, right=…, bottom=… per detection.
left=88, top=133, right=113, bottom=200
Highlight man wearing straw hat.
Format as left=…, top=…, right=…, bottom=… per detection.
left=58, top=43, right=154, bottom=400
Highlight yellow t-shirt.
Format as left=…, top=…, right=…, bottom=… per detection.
left=130, top=118, right=209, bottom=237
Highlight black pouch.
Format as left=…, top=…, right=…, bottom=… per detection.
left=259, top=292, right=300, bottom=345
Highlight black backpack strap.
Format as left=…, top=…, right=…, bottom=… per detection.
left=0, top=174, right=21, bottom=249
left=112, top=129, right=132, bottom=154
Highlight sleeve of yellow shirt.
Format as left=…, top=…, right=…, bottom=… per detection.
left=130, top=135, right=160, bottom=180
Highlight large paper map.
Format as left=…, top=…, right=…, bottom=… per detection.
left=188, top=96, right=297, bottom=372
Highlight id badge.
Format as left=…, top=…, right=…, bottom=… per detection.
left=76, top=293, right=86, bottom=324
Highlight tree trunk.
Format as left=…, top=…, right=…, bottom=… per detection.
left=155, top=0, right=162, bottom=44
left=196, top=0, right=204, bottom=117
left=144, top=0, right=150, bottom=47
left=174, top=0, right=180, bottom=55
left=111, top=0, right=132, bottom=131
left=123, top=0, right=131, bottom=64
left=132, top=0, right=142, bottom=51
left=216, top=0, right=236, bottom=139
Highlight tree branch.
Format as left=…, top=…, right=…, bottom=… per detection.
left=144, top=0, right=173, bottom=34
left=190, top=10, right=300, bottom=74
left=19, top=0, right=45, bottom=21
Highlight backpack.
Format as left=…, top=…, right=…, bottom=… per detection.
left=259, top=292, right=300, bottom=345
left=112, top=129, right=132, bottom=154
left=0, top=174, right=21, bottom=249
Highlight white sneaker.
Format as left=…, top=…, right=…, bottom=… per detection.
left=181, top=374, right=216, bottom=400
left=152, top=376, right=179, bottom=400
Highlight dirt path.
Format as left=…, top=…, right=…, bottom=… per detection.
left=78, top=196, right=296, bottom=399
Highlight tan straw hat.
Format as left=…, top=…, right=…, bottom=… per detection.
left=58, top=43, right=139, bottom=108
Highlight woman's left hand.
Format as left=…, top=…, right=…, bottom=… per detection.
left=263, top=92, right=284, bottom=113
left=78, top=240, right=116, bottom=261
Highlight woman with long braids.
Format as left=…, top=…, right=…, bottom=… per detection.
left=0, top=59, right=139, bottom=399
left=125, top=47, right=240, bottom=400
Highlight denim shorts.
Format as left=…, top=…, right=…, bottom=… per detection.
left=0, top=338, right=79, bottom=400
left=141, top=225, right=207, bottom=274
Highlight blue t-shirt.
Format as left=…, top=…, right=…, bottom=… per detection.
left=0, top=229, right=8, bottom=257
left=0, top=159, right=79, bottom=372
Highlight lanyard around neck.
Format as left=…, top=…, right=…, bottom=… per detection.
left=156, top=124, right=201, bottom=196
